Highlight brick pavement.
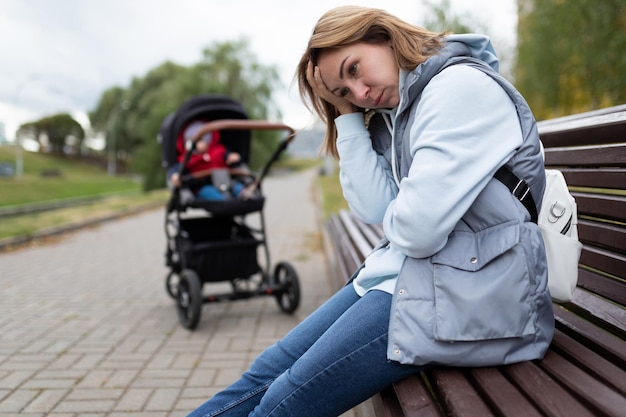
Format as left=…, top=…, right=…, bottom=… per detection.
left=0, top=169, right=372, bottom=417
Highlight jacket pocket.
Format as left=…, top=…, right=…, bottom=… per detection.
left=431, top=221, right=535, bottom=342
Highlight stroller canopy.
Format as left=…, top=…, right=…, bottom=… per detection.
left=159, top=95, right=250, bottom=169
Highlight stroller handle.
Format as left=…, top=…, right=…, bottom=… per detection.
left=188, top=119, right=296, bottom=144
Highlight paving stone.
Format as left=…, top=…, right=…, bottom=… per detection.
left=0, top=388, right=39, bottom=413
left=114, top=387, right=152, bottom=411
left=214, top=368, right=243, bottom=387
left=22, top=389, right=69, bottom=413
left=131, top=377, right=186, bottom=389
left=0, top=370, right=35, bottom=389
left=22, top=378, right=77, bottom=390
left=74, top=370, right=112, bottom=388
left=0, top=388, right=10, bottom=401
left=184, top=368, right=217, bottom=388
left=64, top=388, right=123, bottom=400
left=35, top=370, right=87, bottom=380
left=52, top=399, right=115, bottom=413
left=145, top=387, right=181, bottom=411
left=108, top=412, right=167, bottom=417
left=104, top=369, right=139, bottom=388
left=1, top=356, right=54, bottom=371
left=45, top=353, right=84, bottom=370
left=170, top=353, right=199, bottom=369
left=71, top=354, right=106, bottom=370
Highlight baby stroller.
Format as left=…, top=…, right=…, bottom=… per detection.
left=159, top=94, right=300, bottom=330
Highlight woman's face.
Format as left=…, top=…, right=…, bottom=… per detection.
left=316, top=42, right=400, bottom=109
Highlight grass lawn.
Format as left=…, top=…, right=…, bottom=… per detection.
left=0, top=190, right=169, bottom=242
left=317, top=171, right=348, bottom=218
left=0, top=147, right=344, bottom=245
left=0, top=145, right=140, bottom=207
left=0, top=145, right=165, bottom=244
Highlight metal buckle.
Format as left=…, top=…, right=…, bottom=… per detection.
left=512, top=179, right=530, bottom=202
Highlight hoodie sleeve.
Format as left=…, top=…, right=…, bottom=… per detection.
left=335, top=113, right=399, bottom=223
left=382, top=64, right=523, bottom=258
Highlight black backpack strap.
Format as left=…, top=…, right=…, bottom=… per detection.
left=494, top=166, right=538, bottom=223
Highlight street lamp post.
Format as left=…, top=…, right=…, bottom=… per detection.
left=107, top=114, right=117, bottom=176
left=15, top=136, right=23, bottom=177
left=107, top=100, right=129, bottom=176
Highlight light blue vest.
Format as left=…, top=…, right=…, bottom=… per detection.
left=376, top=42, right=553, bottom=366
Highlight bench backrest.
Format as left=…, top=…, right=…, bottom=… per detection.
left=324, top=105, right=626, bottom=417
left=539, top=105, right=626, bottom=349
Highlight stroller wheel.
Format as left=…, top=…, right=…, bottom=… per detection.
left=177, top=269, right=202, bottom=330
left=273, top=262, right=300, bottom=314
left=165, top=271, right=180, bottom=299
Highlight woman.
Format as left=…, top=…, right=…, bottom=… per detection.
left=187, top=6, right=553, bottom=417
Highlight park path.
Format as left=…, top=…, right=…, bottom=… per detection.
left=0, top=168, right=372, bottom=416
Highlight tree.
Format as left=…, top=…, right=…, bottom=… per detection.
left=422, top=0, right=476, bottom=34
left=184, top=39, right=283, bottom=172
left=516, top=0, right=626, bottom=119
left=17, top=113, right=85, bottom=155
left=420, top=0, right=514, bottom=78
left=193, top=38, right=281, bottom=120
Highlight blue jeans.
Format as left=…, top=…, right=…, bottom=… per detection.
left=187, top=285, right=424, bottom=417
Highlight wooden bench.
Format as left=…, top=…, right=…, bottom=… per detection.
left=324, top=104, right=626, bottom=417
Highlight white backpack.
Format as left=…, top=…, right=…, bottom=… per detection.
left=538, top=169, right=583, bottom=302
left=495, top=163, right=582, bottom=303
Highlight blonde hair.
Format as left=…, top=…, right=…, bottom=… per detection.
left=296, top=6, right=446, bottom=158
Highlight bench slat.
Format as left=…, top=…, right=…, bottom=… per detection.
left=575, top=193, right=626, bottom=224
left=468, top=367, right=543, bottom=417
left=554, top=306, right=626, bottom=367
left=565, top=289, right=626, bottom=337
left=339, top=210, right=372, bottom=260
left=550, top=330, right=626, bottom=395
left=572, top=192, right=626, bottom=222
left=562, top=168, right=626, bottom=189
left=539, top=105, right=626, bottom=148
left=392, top=374, right=442, bottom=417
left=504, top=361, right=595, bottom=417
left=578, top=221, right=626, bottom=255
left=545, top=144, right=626, bottom=167
left=372, top=385, right=409, bottom=417
left=352, top=215, right=386, bottom=248
left=538, top=349, right=626, bottom=417
left=326, top=216, right=362, bottom=277
left=579, top=245, right=626, bottom=282
left=335, top=234, right=361, bottom=275
left=339, top=210, right=375, bottom=256
left=577, top=268, right=626, bottom=306
left=428, top=369, right=495, bottom=417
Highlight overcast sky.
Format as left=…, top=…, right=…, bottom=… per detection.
left=0, top=0, right=517, bottom=140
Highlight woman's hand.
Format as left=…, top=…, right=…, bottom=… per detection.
left=306, top=60, right=356, bottom=115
